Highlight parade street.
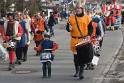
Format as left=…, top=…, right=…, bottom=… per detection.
left=0, top=20, right=123, bottom=83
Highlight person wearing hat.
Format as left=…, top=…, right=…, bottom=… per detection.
left=66, top=5, right=93, bottom=79
left=34, top=33, right=58, bottom=78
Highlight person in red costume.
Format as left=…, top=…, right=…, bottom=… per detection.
left=2, top=13, right=23, bottom=70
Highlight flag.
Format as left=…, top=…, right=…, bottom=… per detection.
left=102, top=4, right=106, bottom=14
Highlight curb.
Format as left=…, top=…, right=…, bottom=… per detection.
left=96, top=30, right=124, bottom=83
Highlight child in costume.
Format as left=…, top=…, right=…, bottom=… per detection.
left=34, top=33, right=58, bottom=78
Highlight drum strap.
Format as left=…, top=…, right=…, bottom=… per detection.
left=75, top=15, right=84, bottom=38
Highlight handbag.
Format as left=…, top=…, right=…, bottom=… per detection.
left=74, top=16, right=90, bottom=47
left=91, top=55, right=99, bottom=66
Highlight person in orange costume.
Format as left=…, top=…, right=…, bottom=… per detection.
left=34, top=13, right=48, bottom=56
left=66, top=6, right=93, bottom=79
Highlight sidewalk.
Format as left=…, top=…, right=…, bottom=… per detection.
left=101, top=28, right=124, bottom=83
left=95, top=29, right=123, bottom=83
left=0, top=21, right=123, bottom=83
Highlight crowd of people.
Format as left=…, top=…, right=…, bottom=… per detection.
left=0, top=10, right=60, bottom=69
left=0, top=3, right=123, bottom=80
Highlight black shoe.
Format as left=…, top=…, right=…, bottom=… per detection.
left=22, top=59, right=27, bottom=62
left=15, top=60, right=21, bottom=65
left=79, top=76, right=84, bottom=80
left=8, top=67, right=12, bottom=71
left=8, top=65, right=12, bottom=71
left=42, top=75, right=47, bottom=78
left=18, top=61, right=21, bottom=65
left=15, top=61, right=18, bottom=64
left=73, top=73, right=78, bottom=77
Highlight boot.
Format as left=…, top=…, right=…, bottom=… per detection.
left=79, top=65, right=84, bottom=80
left=48, top=62, right=51, bottom=78
left=73, top=65, right=79, bottom=77
left=73, top=54, right=79, bottom=77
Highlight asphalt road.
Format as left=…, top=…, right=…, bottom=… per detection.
left=0, top=21, right=123, bottom=83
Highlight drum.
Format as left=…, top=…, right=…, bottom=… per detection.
left=75, top=37, right=91, bottom=48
